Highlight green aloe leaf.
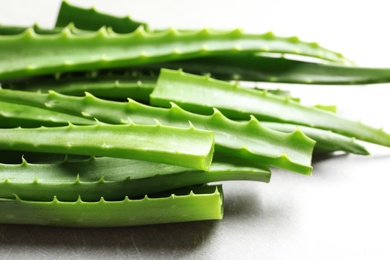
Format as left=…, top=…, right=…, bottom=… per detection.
left=150, top=69, right=390, bottom=148
left=0, top=155, right=270, bottom=201
left=0, top=25, right=348, bottom=80
left=0, top=123, right=215, bottom=170
left=0, top=185, right=223, bottom=227
left=140, top=55, right=390, bottom=84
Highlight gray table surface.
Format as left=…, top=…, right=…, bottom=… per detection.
left=1, top=1, right=390, bottom=259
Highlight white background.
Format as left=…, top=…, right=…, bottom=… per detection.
left=0, top=1, right=390, bottom=259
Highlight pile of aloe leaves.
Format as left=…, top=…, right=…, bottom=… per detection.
left=0, top=1, right=389, bottom=227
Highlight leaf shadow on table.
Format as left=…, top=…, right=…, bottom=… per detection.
left=312, top=152, right=349, bottom=164
left=219, top=182, right=288, bottom=228
left=223, top=188, right=263, bottom=220
left=0, top=220, right=218, bottom=258
left=0, top=185, right=269, bottom=258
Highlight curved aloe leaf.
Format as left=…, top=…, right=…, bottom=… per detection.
left=262, top=122, right=369, bottom=155
left=0, top=156, right=270, bottom=201
left=0, top=123, right=214, bottom=170
left=0, top=185, right=223, bottom=227
left=150, top=69, right=390, bottom=148
left=0, top=25, right=348, bottom=80
left=56, top=1, right=148, bottom=33
left=140, top=55, right=390, bottom=84
left=130, top=54, right=390, bottom=85
left=0, top=89, right=315, bottom=174
left=21, top=53, right=386, bottom=88
left=8, top=53, right=388, bottom=87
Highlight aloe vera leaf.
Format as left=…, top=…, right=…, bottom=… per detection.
left=216, top=54, right=390, bottom=84
left=150, top=69, right=390, bottom=148
left=77, top=54, right=390, bottom=85
left=3, top=70, right=299, bottom=102
left=0, top=123, right=214, bottom=170
left=0, top=184, right=223, bottom=227
left=0, top=100, right=95, bottom=128
left=56, top=1, right=148, bottom=33
left=0, top=89, right=315, bottom=174
left=0, top=155, right=269, bottom=201
left=3, top=70, right=157, bottom=102
left=55, top=50, right=390, bottom=88
left=139, top=54, right=390, bottom=84
left=0, top=25, right=349, bottom=80
left=261, top=122, right=369, bottom=155
left=2, top=71, right=295, bottom=102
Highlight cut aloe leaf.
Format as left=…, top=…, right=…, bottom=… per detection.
left=0, top=185, right=223, bottom=227
left=0, top=123, right=214, bottom=170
